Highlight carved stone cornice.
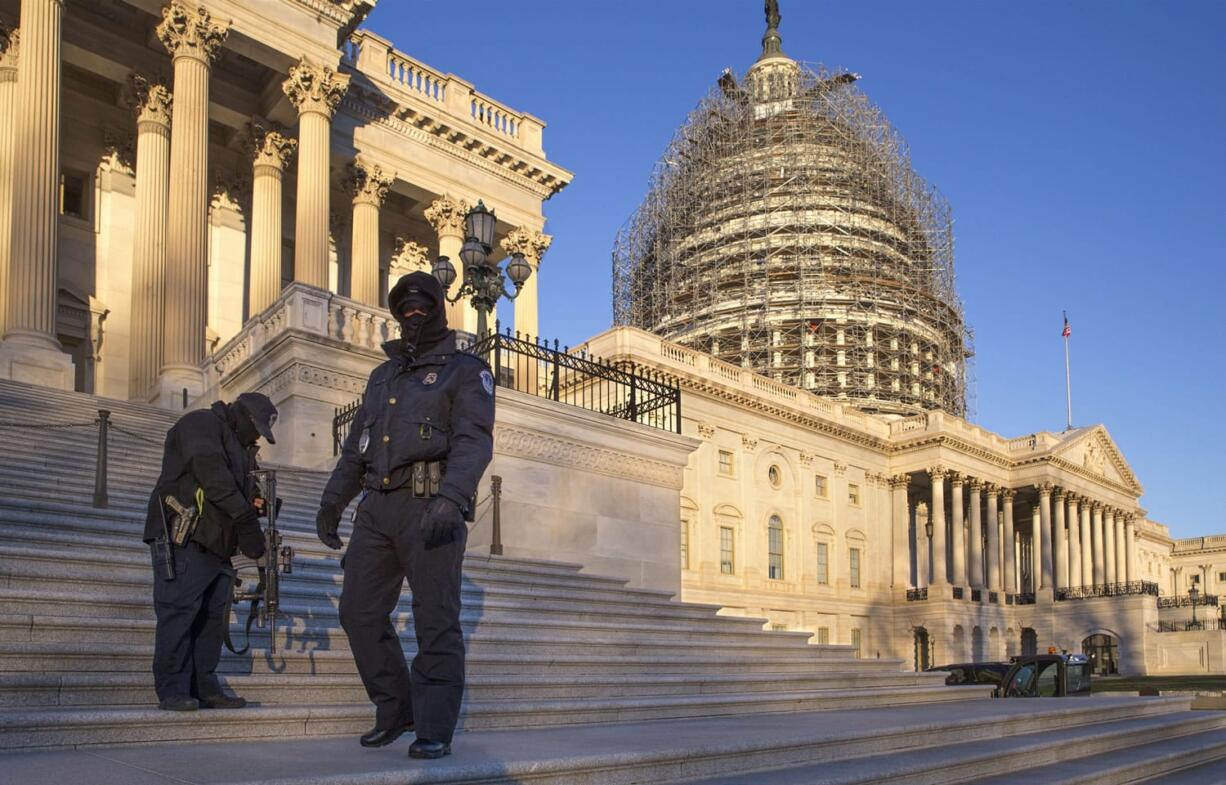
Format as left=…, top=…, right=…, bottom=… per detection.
left=249, top=120, right=297, bottom=170
left=127, top=74, right=173, bottom=128
left=500, top=227, right=552, bottom=265
left=157, top=4, right=230, bottom=64
left=348, top=159, right=394, bottom=206
left=389, top=237, right=429, bottom=277
left=283, top=60, right=350, bottom=118
left=0, top=25, right=19, bottom=69
left=494, top=424, right=685, bottom=489
left=424, top=194, right=470, bottom=238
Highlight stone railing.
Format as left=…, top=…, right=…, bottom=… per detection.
left=207, top=283, right=395, bottom=383
left=1173, top=535, right=1226, bottom=553
left=345, top=30, right=544, bottom=154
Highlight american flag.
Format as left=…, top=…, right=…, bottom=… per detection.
left=1062, top=312, right=1071, bottom=338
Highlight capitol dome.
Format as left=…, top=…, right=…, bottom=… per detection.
left=613, top=6, right=972, bottom=417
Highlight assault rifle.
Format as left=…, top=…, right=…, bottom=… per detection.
left=227, top=468, right=294, bottom=654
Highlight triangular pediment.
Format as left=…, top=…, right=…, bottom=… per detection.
left=1050, top=425, right=1142, bottom=495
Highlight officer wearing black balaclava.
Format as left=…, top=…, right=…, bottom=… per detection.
left=315, top=271, right=495, bottom=760
left=143, top=392, right=278, bottom=711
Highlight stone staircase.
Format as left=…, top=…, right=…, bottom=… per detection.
left=1, top=378, right=1225, bottom=785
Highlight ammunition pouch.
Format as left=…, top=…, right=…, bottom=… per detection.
left=410, top=460, right=445, bottom=499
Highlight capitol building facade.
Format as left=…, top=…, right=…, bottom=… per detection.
left=0, top=0, right=1222, bottom=677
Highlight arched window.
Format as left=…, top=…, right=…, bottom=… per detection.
left=768, top=515, right=784, bottom=580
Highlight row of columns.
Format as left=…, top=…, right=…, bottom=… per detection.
left=1, top=1, right=552, bottom=400
left=900, top=469, right=1138, bottom=599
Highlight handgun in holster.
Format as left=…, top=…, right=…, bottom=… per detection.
left=164, top=493, right=200, bottom=547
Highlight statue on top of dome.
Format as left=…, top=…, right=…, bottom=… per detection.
left=761, top=0, right=785, bottom=59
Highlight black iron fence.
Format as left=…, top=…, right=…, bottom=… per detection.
left=334, top=329, right=683, bottom=455
left=1013, top=593, right=1036, bottom=605
left=1157, top=619, right=1224, bottom=633
left=1056, top=581, right=1160, bottom=601
left=905, top=588, right=928, bottom=602
left=1158, top=594, right=1220, bottom=609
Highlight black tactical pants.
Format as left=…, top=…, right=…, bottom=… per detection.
left=150, top=542, right=233, bottom=700
left=338, top=488, right=467, bottom=743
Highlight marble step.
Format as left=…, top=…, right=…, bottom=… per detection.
left=0, top=683, right=993, bottom=750
left=1137, top=756, right=1226, bottom=785
left=0, top=699, right=1191, bottom=779
left=0, top=669, right=944, bottom=708
left=671, top=709, right=1226, bottom=785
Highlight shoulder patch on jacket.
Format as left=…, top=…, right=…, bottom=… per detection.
left=480, top=369, right=495, bottom=396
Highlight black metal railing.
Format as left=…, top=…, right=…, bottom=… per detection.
left=971, top=589, right=982, bottom=602
left=1157, top=619, right=1224, bottom=633
left=906, top=588, right=928, bottom=602
left=1056, top=581, right=1160, bottom=601
left=1014, top=592, right=1036, bottom=605
left=333, top=329, right=684, bottom=456
left=952, top=586, right=964, bottom=600
left=1158, top=594, right=1220, bottom=609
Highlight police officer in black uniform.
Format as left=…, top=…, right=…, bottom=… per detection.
left=144, top=392, right=278, bottom=711
left=315, top=271, right=495, bottom=760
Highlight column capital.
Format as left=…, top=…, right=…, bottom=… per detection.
left=1053, top=488, right=1067, bottom=502
left=949, top=471, right=964, bottom=487
left=157, top=4, right=230, bottom=64
left=984, top=482, right=1000, bottom=497
left=928, top=465, right=948, bottom=481
left=1036, top=481, right=1054, bottom=497
left=390, top=237, right=429, bottom=278
left=249, top=120, right=297, bottom=170
left=0, top=24, right=18, bottom=69
left=127, top=74, right=173, bottom=128
left=889, top=474, right=910, bottom=490
left=500, top=226, right=553, bottom=266
left=424, top=194, right=471, bottom=239
left=283, top=59, right=350, bottom=118
left=967, top=478, right=984, bottom=493
left=1090, top=500, right=1103, bottom=512
left=348, top=159, right=394, bottom=206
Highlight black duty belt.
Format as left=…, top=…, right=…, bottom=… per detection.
left=371, top=460, right=446, bottom=498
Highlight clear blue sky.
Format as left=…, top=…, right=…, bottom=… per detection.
left=366, top=1, right=1226, bottom=539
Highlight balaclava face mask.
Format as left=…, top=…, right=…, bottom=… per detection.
left=388, top=271, right=449, bottom=357
left=232, top=403, right=262, bottom=447
left=232, top=392, right=278, bottom=447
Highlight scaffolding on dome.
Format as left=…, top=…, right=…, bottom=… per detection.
left=612, top=56, right=973, bottom=418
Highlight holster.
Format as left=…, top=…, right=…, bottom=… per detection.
left=164, top=494, right=200, bottom=548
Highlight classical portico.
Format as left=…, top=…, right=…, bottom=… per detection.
left=0, top=0, right=572, bottom=404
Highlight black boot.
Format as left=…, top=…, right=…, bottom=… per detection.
left=157, top=695, right=199, bottom=711
left=360, top=720, right=414, bottom=748
left=408, top=738, right=451, bottom=759
left=198, top=693, right=248, bottom=709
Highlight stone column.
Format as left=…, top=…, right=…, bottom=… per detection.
left=950, top=473, right=966, bottom=587
left=967, top=479, right=983, bottom=588
left=247, top=121, right=296, bottom=316
left=155, top=3, right=229, bottom=405
left=929, top=467, right=948, bottom=588
left=0, top=25, right=19, bottom=337
left=500, top=226, right=552, bottom=340
left=348, top=159, right=394, bottom=307
left=1002, top=488, right=1016, bottom=593
left=126, top=75, right=173, bottom=401
left=889, top=474, right=910, bottom=588
left=1079, top=497, right=1093, bottom=587
left=1104, top=508, right=1117, bottom=585
left=424, top=194, right=471, bottom=331
left=1067, top=494, right=1082, bottom=589
left=0, top=1, right=74, bottom=387
left=985, top=484, right=1001, bottom=592
left=1037, top=483, right=1053, bottom=593
left=283, top=59, right=349, bottom=290
left=1117, top=513, right=1130, bottom=585
left=915, top=501, right=930, bottom=589
left=1053, top=489, right=1068, bottom=591
left=1124, top=515, right=1137, bottom=584
left=1091, top=502, right=1105, bottom=586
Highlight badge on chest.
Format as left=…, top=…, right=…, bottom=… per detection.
left=423, top=372, right=438, bottom=386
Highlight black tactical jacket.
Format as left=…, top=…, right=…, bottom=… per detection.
left=144, top=402, right=261, bottom=559
left=322, top=331, right=495, bottom=514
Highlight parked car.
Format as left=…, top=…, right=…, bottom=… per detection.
left=926, top=662, right=1011, bottom=687
left=994, top=654, right=1092, bottom=698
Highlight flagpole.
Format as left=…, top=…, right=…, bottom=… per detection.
left=1063, top=312, right=1073, bottom=431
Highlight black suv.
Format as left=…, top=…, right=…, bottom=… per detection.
left=994, top=654, right=1092, bottom=698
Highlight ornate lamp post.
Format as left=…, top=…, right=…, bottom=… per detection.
left=431, top=201, right=532, bottom=346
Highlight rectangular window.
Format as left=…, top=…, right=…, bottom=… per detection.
left=850, top=547, right=862, bottom=588
left=848, top=483, right=861, bottom=506
left=680, top=523, right=690, bottom=570
left=718, top=450, right=734, bottom=477
left=1218, top=572, right=1226, bottom=583
left=768, top=517, right=784, bottom=580
left=720, top=526, right=735, bottom=575
left=817, top=627, right=830, bottom=645
left=815, top=474, right=828, bottom=498
left=60, top=171, right=89, bottom=220
left=817, top=542, right=829, bottom=585
left=851, top=628, right=862, bottom=658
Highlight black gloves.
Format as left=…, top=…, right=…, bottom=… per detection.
left=421, top=497, right=463, bottom=548
left=235, top=508, right=266, bottom=560
left=316, top=501, right=344, bottom=550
